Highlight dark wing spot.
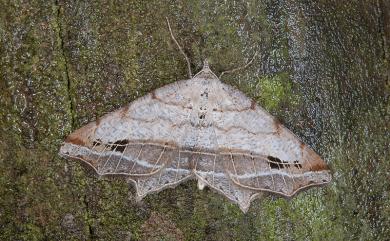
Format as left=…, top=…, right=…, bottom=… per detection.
left=110, top=139, right=129, bottom=152
left=294, top=160, right=302, bottom=169
left=250, top=100, right=256, bottom=110
left=202, top=90, right=209, bottom=98
left=269, top=162, right=280, bottom=169
left=151, top=90, right=156, bottom=99
left=92, top=141, right=101, bottom=146
left=274, top=119, right=282, bottom=135
left=267, top=156, right=289, bottom=169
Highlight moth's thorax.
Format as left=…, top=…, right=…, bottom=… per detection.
left=187, top=70, right=221, bottom=120
left=186, top=68, right=221, bottom=150
left=186, top=62, right=220, bottom=126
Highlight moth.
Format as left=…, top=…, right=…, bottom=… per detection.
left=59, top=19, right=331, bottom=212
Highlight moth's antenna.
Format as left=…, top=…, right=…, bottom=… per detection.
left=219, top=51, right=258, bottom=79
left=166, top=17, right=193, bottom=78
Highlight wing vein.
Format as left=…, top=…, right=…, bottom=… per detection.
left=268, top=162, right=276, bottom=191
left=114, top=144, right=128, bottom=172
left=101, top=145, right=116, bottom=173
left=212, top=154, right=216, bottom=186
left=251, top=154, right=261, bottom=188
left=151, top=146, right=166, bottom=173
left=129, top=144, right=144, bottom=174
left=96, top=145, right=109, bottom=171
left=229, top=152, right=239, bottom=185
left=174, top=149, right=180, bottom=182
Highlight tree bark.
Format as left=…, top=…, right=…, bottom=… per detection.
left=0, top=0, right=388, bottom=240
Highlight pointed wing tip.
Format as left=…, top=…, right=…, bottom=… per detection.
left=308, top=161, right=331, bottom=172
left=63, top=121, right=98, bottom=147
left=302, top=145, right=332, bottom=172
left=288, top=170, right=332, bottom=197
left=58, top=144, right=70, bottom=159
left=64, top=134, right=86, bottom=146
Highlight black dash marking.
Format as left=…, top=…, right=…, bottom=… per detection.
left=110, top=139, right=129, bottom=153
left=294, top=160, right=302, bottom=169
left=267, top=156, right=289, bottom=169
left=92, top=141, right=100, bottom=146
left=92, top=139, right=102, bottom=146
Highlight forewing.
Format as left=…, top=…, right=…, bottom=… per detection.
left=210, top=82, right=331, bottom=197
left=59, top=79, right=195, bottom=193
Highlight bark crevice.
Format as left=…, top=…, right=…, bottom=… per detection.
left=55, top=0, right=75, bottom=130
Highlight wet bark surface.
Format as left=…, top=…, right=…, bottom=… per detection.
left=0, top=0, right=389, bottom=240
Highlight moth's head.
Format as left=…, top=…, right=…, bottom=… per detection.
left=203, top=59, right=210, bottom=70
left=192, top=59, right=218, bottom=80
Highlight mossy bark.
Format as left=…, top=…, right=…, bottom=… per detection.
left=0, top=0, right=389, bottom=240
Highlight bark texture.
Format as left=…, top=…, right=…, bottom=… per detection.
left=0, top=0, right=389, bottom=240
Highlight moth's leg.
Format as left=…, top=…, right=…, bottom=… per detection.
left=166, top=17, right=193, bottom=78
left=219, top=51, right=258, bottom=79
